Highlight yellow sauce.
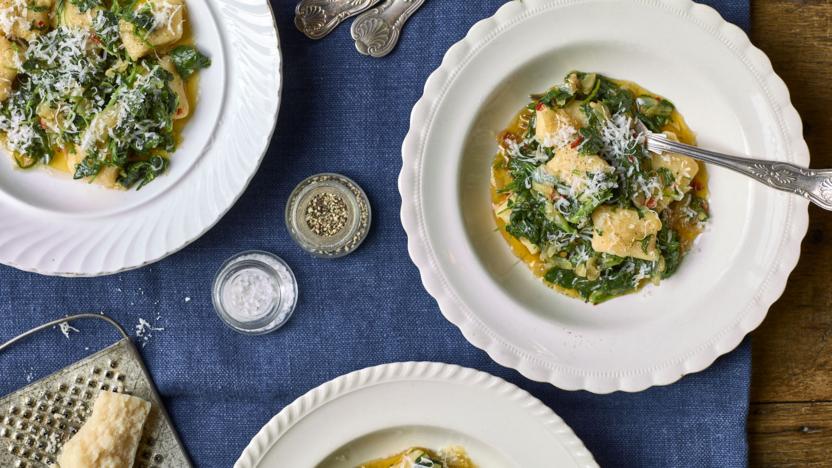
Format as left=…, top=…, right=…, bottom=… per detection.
left=490, top=77, right=709, bottom=296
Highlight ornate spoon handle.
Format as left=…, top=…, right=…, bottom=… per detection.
left=648, top=136, right=832, bottom=211
left=295, top=0, right=381, bottom=40
left=351, top=0, right=426, bottom=58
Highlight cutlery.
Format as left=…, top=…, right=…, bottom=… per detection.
left=295, top=0, right=380, bottom=40
left=351, top=0, right=425, bottom=58
left=642, top=125, right=832, bottom=211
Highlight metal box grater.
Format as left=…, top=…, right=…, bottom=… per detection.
left=0, top=314, right=192, bottom=468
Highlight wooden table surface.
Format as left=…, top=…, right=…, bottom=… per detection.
left=748, top=1, right=832, bottom=465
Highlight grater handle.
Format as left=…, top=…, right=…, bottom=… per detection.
left=0, top=313, right=129, bottom=352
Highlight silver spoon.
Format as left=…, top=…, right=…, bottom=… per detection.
left=351, top=0, right=426, bottom=58
left=295, top=0, right=381, bottom=40
left=642, top=125, right=832, bottom=210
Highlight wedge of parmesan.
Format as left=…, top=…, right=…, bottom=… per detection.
left=56, top=391, right=151, bottom=468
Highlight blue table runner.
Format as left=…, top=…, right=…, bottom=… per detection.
left=1, top=1, right=751, bottom=466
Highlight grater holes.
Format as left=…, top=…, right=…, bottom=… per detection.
left=154, top=454, right=164, bottom=463
left=88, top=379, right=97, bottom=388
left=21, top=409, right=31, bottom=419
left=84, top=390, right=92, bottom=399
left=13, top=460, right=24, bottom=467
left=9, top=406, right=19, bottom=415
left=105, top=370, right=114, bottom=379
left=91, top=367, right=101, bottom=375
left=70, top=386, right=79, bottom=396
left=108, top=359, right=118, bottom=368
left=100, top=383, right=110, bottom=391
left=116, top=373, right=126, bottom=381
left=74, top=375, right=83, bottom=384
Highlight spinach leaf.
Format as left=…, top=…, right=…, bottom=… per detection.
left=69, top=0, right=102, bottom=13
left=597, top=78, right=635, bottom=115
left=73, top=152, right=102, bottom=179
left=118, top=155, right=168, bottom=189
left=657, top=226, right=682, bottom=279
left=636, top=95, right=675, bottom=132
left=169, top=45, right=211, bottom=78
left=127, top=5, right=156, bottom=34
left=545, top=258, right=656, bottom=304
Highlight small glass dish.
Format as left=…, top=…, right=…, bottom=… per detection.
left=285, top=173, right=372, bottom=258
left=212, top=251, right=298, bottom=335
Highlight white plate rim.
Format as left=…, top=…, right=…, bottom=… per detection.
left=399, top=0, right=809, bottom=393
left=234, top=361, right=598, bottom=468
left=0, top=0, right=283, bottom=277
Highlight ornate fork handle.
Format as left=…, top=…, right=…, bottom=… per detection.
left=648, top=136, right=832, bottom=211
left=351, top=0, right=426, bottom=58
left=295, top=0, right=380, bottom=40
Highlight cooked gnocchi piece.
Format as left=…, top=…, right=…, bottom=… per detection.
left=119, top=0, right=186, bottom=61
left=591, top=206, right=662, bottom=261
left=0, top=34, right=20, bottom=101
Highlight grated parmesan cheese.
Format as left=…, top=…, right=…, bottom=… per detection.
left=58, top=321, right=79, bottom=339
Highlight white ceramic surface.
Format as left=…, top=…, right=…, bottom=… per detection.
left=400, top=0, right=809, bottom=393
left=0, top=0, right=282, bottom=276
left=235, top=362, right=597, bottom=468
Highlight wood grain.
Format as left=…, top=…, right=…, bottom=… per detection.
left=750, top=1, right=832, bottom=466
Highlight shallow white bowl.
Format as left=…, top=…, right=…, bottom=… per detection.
left=0, top=0, right=282, bottom=276
left=235, top=362, right=597, bottom=468
left=400, top=0, right=808, bottom=393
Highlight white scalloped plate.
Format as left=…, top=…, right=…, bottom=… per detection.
left=235, top=362, right=597, bottom=468
left=400, top=0, right=809, bottom=393
left=0, top=0, right=281, bottom=276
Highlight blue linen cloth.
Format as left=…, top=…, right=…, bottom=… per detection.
left=0, top=1, right=751, bottom=466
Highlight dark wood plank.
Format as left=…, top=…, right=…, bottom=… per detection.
left=750, top=0, right=832, bottom=403
left=749, top=1, right=832, bottom=466
left=749, top=402, right=832, bottom=467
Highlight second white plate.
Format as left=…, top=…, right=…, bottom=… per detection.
left=400, top=0, right=808, bottom=393
left=235, top=362, right=597, bottom=468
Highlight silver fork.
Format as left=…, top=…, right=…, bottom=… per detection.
left=641, top=125, right=832, bottom=211
left=295, top=0, right=381, bottom=40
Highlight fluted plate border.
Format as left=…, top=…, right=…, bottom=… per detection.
left=235, top=362, right=598, bottom=468
left=399, top=0, right=809, bottom=393
left=0, top=0, right=282, bottom=276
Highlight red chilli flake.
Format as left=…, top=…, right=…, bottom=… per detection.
left=38, top=118, right=47, bottom=130
left=535, top=102, right=546, bottom=111
left=570, top=136, right=584, bottom=149
left=646, top=197, right=657, bottom=209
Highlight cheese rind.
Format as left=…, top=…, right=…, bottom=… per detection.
left=56, top=391, right=151, bottom=468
